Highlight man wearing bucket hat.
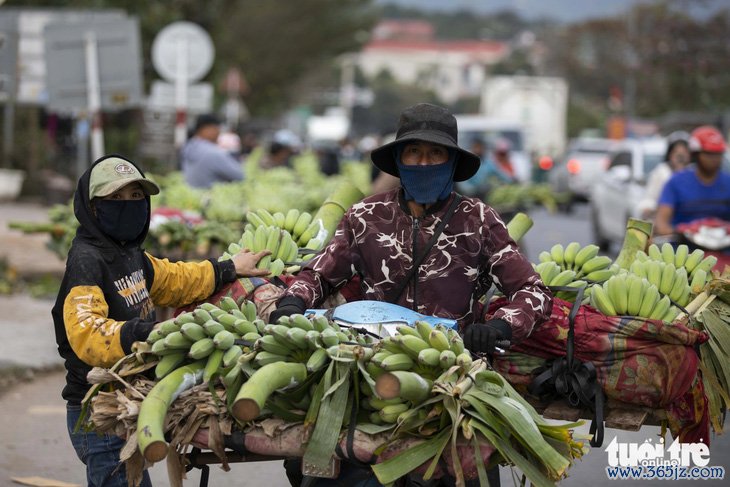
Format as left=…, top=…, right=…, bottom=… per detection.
left=52, top=154, right=271, bottom=486
left=271, top=104, right=553, bottom=487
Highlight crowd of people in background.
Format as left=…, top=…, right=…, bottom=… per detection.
left=172, top=110, right=730, bottom=306
left=179, top=111, right=730, bottom=242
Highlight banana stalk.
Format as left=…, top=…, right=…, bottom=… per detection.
left=232, top=362, right=307, bottom=421
left=676, top=291, right=714, bottom=326
left=614, top=218, right=653, bottom=270
left=308, top=181, right=365, bottom=246
left=376, top=371, right=433, bottom=403
left=451, top=360, right=488, bottom=397
left=137, top=361, right=204, bottom=462
left=505, top=212, right=534, bottom=242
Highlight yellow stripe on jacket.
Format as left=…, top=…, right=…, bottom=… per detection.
left=63, top=285, right=125, bottom=367
left=146, top=254, right=216, bottom=307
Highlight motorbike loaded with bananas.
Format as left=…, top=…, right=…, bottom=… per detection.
left=74, top=196, right=730, bottom=487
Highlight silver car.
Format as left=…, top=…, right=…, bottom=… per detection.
left=549, top=137, right=618, bottom=209
left=590, top=137, right=667, bottom=250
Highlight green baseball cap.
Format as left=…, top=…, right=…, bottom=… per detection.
left=89, top=157, right=160, bottom=199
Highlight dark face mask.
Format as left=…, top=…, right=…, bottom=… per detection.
left=395, top=146, right=457, bottom=204
left=94, top=199, right=148, bottom=243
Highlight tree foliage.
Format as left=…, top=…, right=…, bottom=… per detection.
left=547, top=1, right=730, bottom=119
left=7, top=0, right=730, bottom=130
left=5, top=0, right=377, bottom=115
left=351, top=70, right=438, bottom=136
left=378, top=4, right=532, bottom=40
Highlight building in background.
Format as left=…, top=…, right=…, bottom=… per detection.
left=354, top=20, right=509, bottom=103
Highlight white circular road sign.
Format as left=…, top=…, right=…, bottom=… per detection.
left=151, top=21, right=214, bottom=83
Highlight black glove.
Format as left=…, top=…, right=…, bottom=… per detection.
left=462, top=319, right=512, bottom=355
left=120, top=319, right=156, bottom=354
left=269, top=295, right=307, bottom=324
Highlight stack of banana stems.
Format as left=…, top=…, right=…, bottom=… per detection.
left=82, top=295, right=586, bottom=487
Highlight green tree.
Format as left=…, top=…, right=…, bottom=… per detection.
left=547, top=0, right=730, bottom=123
left=351, top=70, right=438, bottom=135
left=6, top=0, right=377, bottom=115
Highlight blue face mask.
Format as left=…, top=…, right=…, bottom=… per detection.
left=396, top=147, right=457, bottom=204
left=94, top=199, right=148, bottom=242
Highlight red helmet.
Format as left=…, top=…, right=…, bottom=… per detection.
left=689, top=125, right=726, bottom=153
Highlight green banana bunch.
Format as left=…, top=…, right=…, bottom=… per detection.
left=642, top=243, right=714, bottom=293
left=228, top=313, right=376, bottom=415
left=553, top=280, right=589, bottom=303
left=534, top=254, right=604, bottom=303
left=296, top=219, right=323, bottom=248
left=637, top=259, right=692, bottom=307
left=220, top=224, right=299, bottom=276
left=367, top=322, right=468, bottom=382
left=538, top=242, right=614, bottom=283
left=246, top=208, right=276, bottom=228
left=362, top=322, right=469, bottom=424
left=533, top=261, right=589, bottom=303
left=549, top=269, right=578, bottom=287
left=590, top=273, right=680, bottom=322
left=534, top=261, right=561, bottom=287
left=222, top=208, right=330, bottom=274
left=147, top=299, right=261, bottom=381
left=252, top=313, right=375, bottom=371
left=246, top=207, right=316, bottom=244
left=246, top=208, right=319, bottom=250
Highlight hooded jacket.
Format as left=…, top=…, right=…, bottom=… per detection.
left=285, top=189, right=552, bottom=342
left=52, top=155, right=237, bottom=405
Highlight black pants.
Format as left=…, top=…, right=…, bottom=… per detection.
left=284, top=458, right=500, bottom=487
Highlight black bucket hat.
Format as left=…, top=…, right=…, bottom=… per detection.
left=370, top=103, right=480, bottom=182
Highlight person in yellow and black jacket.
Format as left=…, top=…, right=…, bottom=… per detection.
left=52, top=154, right=270, bottom=487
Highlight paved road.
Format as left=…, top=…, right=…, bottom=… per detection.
left=0, top=372, right=291, bottom=487
left=521, top=203, right=614, bottom=263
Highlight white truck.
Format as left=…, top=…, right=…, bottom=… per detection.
left=480, top=75, right=569, bottom=160
left=454, top=114, right=531, bottom=183
left=306, top=107, right=350, bottom=145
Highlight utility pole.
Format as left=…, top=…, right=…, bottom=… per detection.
left=624, top=8, right=638, bottom=134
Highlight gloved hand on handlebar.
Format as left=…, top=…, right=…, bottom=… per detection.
left=268, top=295, right=307, bottom=324
left=462, top=319, right=512, bottom=355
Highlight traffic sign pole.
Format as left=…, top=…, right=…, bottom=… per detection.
left=151, top=22, right=214, bottom=152
left=84, top=30, right=105, bottom=161
left=174, top=38, right=189, bottom=148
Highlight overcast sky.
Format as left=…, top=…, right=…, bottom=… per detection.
left=378, top=0, right=726, bottom=23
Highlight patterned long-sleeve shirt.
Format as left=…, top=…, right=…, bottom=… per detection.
left=285, top=189, right=552, bottom=342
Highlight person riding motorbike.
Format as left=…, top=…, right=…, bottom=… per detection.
left=654, top=125, right=730, bottom=236
left=269, top=103, right=553, bottom=487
